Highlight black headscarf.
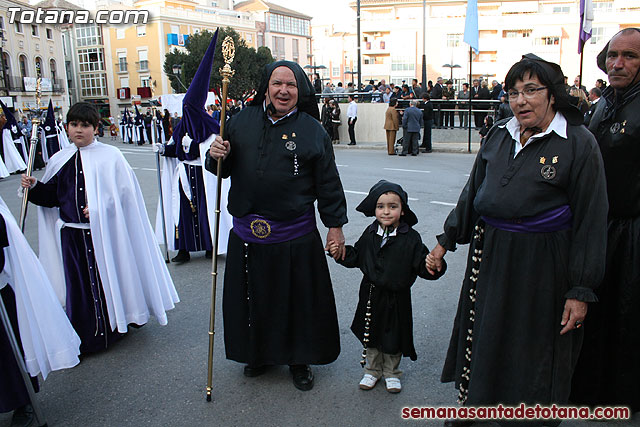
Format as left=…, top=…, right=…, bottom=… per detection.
left=356, top=180, right=418, bottom=227
left=505, top=53, right=583, bottom=125
left=250, top=60, right=319, bottom=121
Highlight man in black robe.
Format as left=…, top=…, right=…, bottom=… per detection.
left=207, top=60, right=347, bottom=391
left=571, top=28, right=640, bottom=414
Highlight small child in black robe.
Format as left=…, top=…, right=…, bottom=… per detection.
left=328, top=180, right=446, bottom=393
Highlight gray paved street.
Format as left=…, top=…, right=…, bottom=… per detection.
left=1, top=140, right=638, bottom=427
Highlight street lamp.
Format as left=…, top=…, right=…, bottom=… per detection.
left=442, top=63, right=462, bottom=82
left=171, top=64, right=188, bottom=92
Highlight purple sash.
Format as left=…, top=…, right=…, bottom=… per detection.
left=481, top=205, right=573, bottom=233
left=232, top=208, right=316, bottom=244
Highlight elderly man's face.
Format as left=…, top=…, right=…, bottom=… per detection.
left=266, top=66, right=298, bottom=119
left=606, top=31, right=640, bottom=90
left=574, top=76, right=581, bottom=86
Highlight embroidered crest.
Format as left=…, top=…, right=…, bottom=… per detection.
left=552, top=156, right=558, bottom=164
left=539, top=157, right=546, bottom=164
left=541, top=165, right=556, bottom=180
left=282, top=134, right=288, bottom=140
left=250, top=219, right=271, bottom=239
left=285, top=140, right=296, bottom=151
left=610, top=122, right=622, bottom=134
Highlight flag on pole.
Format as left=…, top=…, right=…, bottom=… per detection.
left=579, top=0, right=594, bottom=53
left=464, top=0, right=479, bottom=54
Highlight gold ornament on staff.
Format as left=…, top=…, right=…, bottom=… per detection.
left=18, top=76, right=42, bottom=231
left=206, top=34, right=234, bottom=402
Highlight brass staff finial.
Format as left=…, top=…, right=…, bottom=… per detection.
left=35, top=77, right=42, bottom=112
left=219, top=36, right=235, bottom=80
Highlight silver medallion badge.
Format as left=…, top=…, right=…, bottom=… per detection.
left=285, top=140, right=296, bottom=151
left=610, top=122, right=622, bottom=134
left=541, top=165, right=556, bottom=180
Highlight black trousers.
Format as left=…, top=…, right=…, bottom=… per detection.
left=348, top=118, right=357, bottom=144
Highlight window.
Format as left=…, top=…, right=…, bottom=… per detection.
left=535, top=36, right=560, bottom=45
left=35, top=57, right=43, bottom=77
left=78, top=48, right=105, bottom=72
left=0, top=16, right=4, bottom=30
left=591, top=27, right=605, bottom=44
left=1, top=53, right=9, bottom=88
left=79, top=73, right=107, bottom=97
left=141, top=76, right=152, bottom=87
left=391, top=56, right=415, bottom=72
left=446, top=33, right=462, bottom=48
left=120, top=77, right=129, bottom=87
left=75, top=24, right=102, bottom=46
left=332, top=66, right=340, bottom=77
left=171, top=25, right=179, bottom=34
left=257, top=32, right=264, bottom=47
left=552, top=6, right=570, bottom=13
left=137, top=25, right=146, bottom=37
left=50, top=59, right=57, bottom=81
left=118, top=52, right=128, bottom=72
left=273, top=36, right=285, bottom=60
left=593, top=1, right=613, bottom=12
left=31, top=25, right=38, bottom=36
left=46, top=28, right=53, bottom=39
left=19, top=55, right=28, bottom=77
left=292, top=39, right=299, bottom=63
left=116, top=28, right=125, bottom=39
left=210, top=1, right=218, bottom=6
left=15, top=22, right=23, bottom=33
left=268, top=14, right=309, bottom=36
left=503, top=30, right=531, bottom=38
left=137, top=50, right=148, bottom=71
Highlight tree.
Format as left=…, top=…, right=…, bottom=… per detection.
left=163, top=27, right=274, bottom=100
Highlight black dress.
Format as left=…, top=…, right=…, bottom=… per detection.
left=438, top=116, right=608, bottom=407
left=338, top=221, right=445, bottom=360
left=205, top=105, right=347, bottom=366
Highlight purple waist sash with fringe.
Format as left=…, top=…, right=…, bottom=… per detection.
left=481, top=204, right=573, bottom=233
left=232, top=208, right=316, bottom=244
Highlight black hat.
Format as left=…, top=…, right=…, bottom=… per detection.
left=356, top=180, right=418, bottom=226
left=250, top=60, right=319, bottom=120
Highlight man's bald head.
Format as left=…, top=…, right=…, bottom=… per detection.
left=605, top=29, right=640, bottom=91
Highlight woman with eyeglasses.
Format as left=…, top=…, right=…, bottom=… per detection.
left=426, top=54, right=608, bottom=422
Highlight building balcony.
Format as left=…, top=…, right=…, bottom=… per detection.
left=362, top=63, right=388, bottom=78
left=136, top=61, right=149, bottom=72
left=6, top=75, right=26, bottom=91
left=137, top=86, right=152, bottom=98
left=52, top=78, right=65, bottom=93
left=118, top=87, right=131, bottom=99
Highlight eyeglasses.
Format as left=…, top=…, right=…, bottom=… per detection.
left=507, top=86, right=547, bottom=100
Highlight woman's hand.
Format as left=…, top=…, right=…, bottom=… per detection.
left=209, top=135, right=230, bottom=160
left=560, top=298, right=588, bottom=335
left=426, top=243, right=447, bottom=275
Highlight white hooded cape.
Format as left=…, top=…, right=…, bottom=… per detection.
left=154, top=135, right=232, bottom=254
left=37, top=140, right=179, bottom=333
left=2, top=129, right=27, bottom=173
left=0, top=197, right=80, bottom=379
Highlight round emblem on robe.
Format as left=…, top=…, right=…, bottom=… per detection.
left=45, top=125, right=51, bottom=131
left=250, top=219, right=271, bottom=239
left=610, top=122, right=621, bottom=134
left=541, top=165, right=556, bottom=180
left=11, top=125, right=18, bottom=133
left=285, top=140, right=296, bottom=151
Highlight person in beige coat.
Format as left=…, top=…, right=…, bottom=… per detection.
left=384, top=98, right=400, bottom=155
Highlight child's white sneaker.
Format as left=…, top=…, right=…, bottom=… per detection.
left=385, top=377, right=402, bottom=393
left=359, top=374, right=379, bottom=390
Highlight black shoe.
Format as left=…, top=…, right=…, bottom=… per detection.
left=423, top=149, right=433, bottom=153
left=398, top=153, right=407, bottom=157
left=243, top=365, right=267, bottom=377
left=348, top=142, right=356, bottom=145
left=289, top=364, right=314, bottom=391
left=171, top=250, right=190, bottom=263
left=11, top=404, right=35, bottom=427
left=205, top=250, right=213, bottom=259
left=411, top=153, right=417, bottom=156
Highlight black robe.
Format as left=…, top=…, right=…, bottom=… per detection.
left=338, top=221, right=445, bottom=361
left=438, top=116, right=608, bottom=407
left=205, top=105, right=347, bottom=366
left=571, top=83, right=640, bottom=412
